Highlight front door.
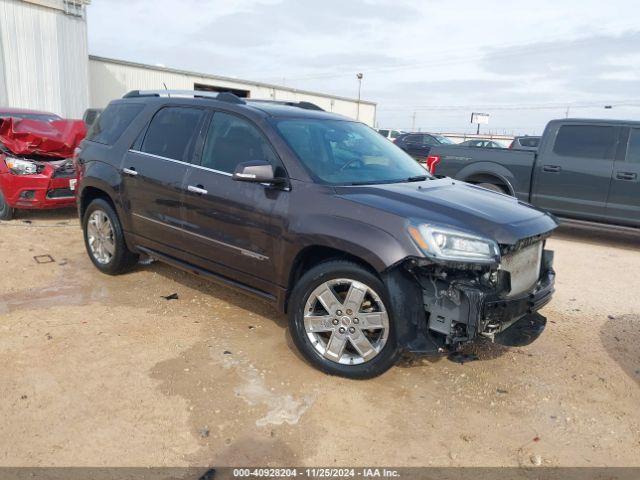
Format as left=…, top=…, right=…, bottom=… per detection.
left=121, top=106, right=207, bottom=252
left=532, top=123, right=618, bottom=221
left=181, top=111, right=288, bottom=291
left=606, top=127, right=640, bottom=227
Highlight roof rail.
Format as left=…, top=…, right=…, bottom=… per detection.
left=122, top=90, right=246, bottom=105
left=246, top=99, right=324, bottom=111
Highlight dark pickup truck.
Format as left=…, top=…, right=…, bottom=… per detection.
left=426, top=119, right=640, bottom=229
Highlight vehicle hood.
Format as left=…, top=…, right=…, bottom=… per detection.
left=0, top=117, right=86, bottom=158
left=334, top=178, right=557, bottom=245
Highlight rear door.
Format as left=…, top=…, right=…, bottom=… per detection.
left=180, top=110, right=288, bottom=290
left=605, top=127, right=640, bottom=226
left=531, top=123, right=618, bottom=221
left=121, top=106, right=207, bottom=251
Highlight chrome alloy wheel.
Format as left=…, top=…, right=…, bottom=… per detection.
left=87, top=210, right=115, bottom=265
left=303, top=278, right=390, bottom=365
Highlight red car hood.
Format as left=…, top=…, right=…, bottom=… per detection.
left=0, top=117, right=86, bottom=158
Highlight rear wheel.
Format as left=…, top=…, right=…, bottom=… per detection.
left=288, top=261, right=399, bottom=379
left=0, top=189, right=15, bottom=220
left=82, top=198, right=138, bottom=275
left=477, top=182, right=508, bottom=194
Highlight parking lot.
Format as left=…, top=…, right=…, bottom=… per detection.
left=0, top=209, right=638, bottom=467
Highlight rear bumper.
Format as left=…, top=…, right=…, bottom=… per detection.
left=0, top=171, right=76, bottom=210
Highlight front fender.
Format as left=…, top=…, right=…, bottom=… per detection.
left=278, top=214, right=420, bottom=285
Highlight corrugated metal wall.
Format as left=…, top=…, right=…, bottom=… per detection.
left=0, top=0, right=89, bottom=118
left=89, top=57, right=377, bottom=126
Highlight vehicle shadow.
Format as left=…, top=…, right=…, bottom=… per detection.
left=146, top=260, right=288, bottom=329
left=397, top=337, right=513, bottom=369
left=554, top=224, right=640, bottom=252
left=599, top=314, right=640, bottom=387
left=11, top=207, right=78, bottom=223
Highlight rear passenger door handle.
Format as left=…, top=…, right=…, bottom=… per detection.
left=123, top=167, right=138, bottom=176
left=543, top=165, right=561, bottom=173
left=187, top=185, right=208, bottom=195
left=616, top=171, right=637, bottom=181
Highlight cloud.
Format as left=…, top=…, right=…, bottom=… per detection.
left=87, top=0, right=640, bottom=134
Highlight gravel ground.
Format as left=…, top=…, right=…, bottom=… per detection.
left=0, top=209, right=639, bottom=467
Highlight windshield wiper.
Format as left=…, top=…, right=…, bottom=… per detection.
left=406, top=175, right=429, bottom=182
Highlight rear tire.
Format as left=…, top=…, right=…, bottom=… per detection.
left=288, top=260, right=399, bottom=379
left=477, top=182, right=508, bottom=194
left=0, top=189, right=15, bottom=220
left=82, top=198, right=138, bottom=275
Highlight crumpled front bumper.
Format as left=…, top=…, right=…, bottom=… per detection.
left=0, top=168, right=76, bottom=210
left=384, top=248, right=556, bottom=355
left=483, top=261, right=555, bottom=338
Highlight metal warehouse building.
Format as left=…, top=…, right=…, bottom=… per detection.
left=0, top=0, right=376, bottom=125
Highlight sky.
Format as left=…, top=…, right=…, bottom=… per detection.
left=87, top=0, right=640, bottom=135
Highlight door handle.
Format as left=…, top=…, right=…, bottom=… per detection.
left=543, top=165, right=561, bottom=173
left=123, top=167, right=138, bottom=176
left=187, top=185, right=208, bottom=195
left=616, top=171, right=637, bottom=181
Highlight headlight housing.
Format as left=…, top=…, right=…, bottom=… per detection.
left=408, top=224, right=500, bottom=263
left=5, top=157, right=38, bottom=175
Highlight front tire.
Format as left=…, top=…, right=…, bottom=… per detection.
left=0, top=189, right=15, bottom=220
left=288, top=261, right=399, bottom=379
left=82, top=198, right=138, bottom=275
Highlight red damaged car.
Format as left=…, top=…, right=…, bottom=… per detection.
left=0, top=108, right=86, bottom=220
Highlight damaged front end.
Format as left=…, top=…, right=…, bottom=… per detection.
left=0, top=117, right=86, bottom=213
left=384, top=231, right=555, bottom=355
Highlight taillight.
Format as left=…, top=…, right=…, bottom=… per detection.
left=426, top=155, right=441, bottom=174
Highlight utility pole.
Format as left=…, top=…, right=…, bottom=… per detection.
left=356, top=73, right=363, bottom=120
left=411, top=111, right=416, bottom=131
left=565, top=105, right=570, bottom=118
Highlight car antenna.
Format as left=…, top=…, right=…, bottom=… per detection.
left=163, top=82, right=170, bottom=98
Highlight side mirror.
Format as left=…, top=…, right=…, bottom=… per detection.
left=232, top=160, right=286, bottom=186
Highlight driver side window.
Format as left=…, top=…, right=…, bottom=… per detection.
left=201, top=112, right=279, bottom=174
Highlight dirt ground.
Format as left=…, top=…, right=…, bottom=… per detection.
left=0, top=208, right=639, bottom=468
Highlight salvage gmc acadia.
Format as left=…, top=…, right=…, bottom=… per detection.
left=76, top=90, right=557, bottom=379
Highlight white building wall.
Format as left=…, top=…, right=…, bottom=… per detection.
left=0, top=0, right=90, bottom=118
left=89, top=56, right=377, bottom=126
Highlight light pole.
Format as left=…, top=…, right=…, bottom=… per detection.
left=356, top=73, right=363, bottom=120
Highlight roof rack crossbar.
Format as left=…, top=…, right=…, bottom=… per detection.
left=122, top=90, right=246, bottom=105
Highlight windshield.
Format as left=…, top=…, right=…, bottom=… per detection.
left=276, top=119, right=429, bottom=185
left=434, top=135, right=454, bottom=144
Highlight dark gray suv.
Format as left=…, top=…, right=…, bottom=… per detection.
left=76, top=90, right=557, bottom=379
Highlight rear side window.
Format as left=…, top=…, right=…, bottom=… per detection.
left=626, top=129, right=640, bottom=164
left=553, top=125, right=616, bottom=160
left=141, top=107, right=205, bottom=162
left=405, top=134, right=422, bottom=144
left=86, top=103, right=143, bottom=145
left=200, top=112, right=279, bottom=174
left=378, top=129, right=389, bottom=137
